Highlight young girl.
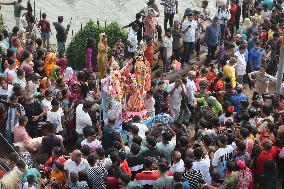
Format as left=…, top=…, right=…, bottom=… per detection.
left=46, top=99, right=64, bottom=134
left=86, top=38, right=97, bottom=71
left=50, top=162, right=65, bottom=187
left=81, top=126, right=102, bottom=153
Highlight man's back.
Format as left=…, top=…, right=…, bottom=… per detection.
left=102, top=125, right=114, bottom=153
left=41, top=134, right=64, bottom=155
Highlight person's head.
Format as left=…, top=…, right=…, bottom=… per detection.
left=95, top=148, right=105, bottom=159
left=174, top=20, right=180, bottom=29
left=58, top=16, right=64, bottom=23
left=261, top=104, right=271, bottom=117
left=119, top=173, right=131, bottom=185
left=26, top=174, right=35, bottom=186
left=81, top=145, right=91, bottom=157
left=82, top=126, right=95, bottom=140
left=132, top=135, right=142, bottom=146
left=218, top=134, right=228, bottom=147
left=16, top=68, right=25, bottom=79
left=82, top=101, right=92, bottom=113
left=198, top=119, right=207, bottom=130
left=16, top=160, right=26, bottom=173
left=118, top=151, right=127, bottom=162
left=51, top=99, right=60, bottom=111
left=52, top=147, right=64, bottom=157
left=44, top=90, right=52, bottom=101
left=193, top=147, right=203, bottom=160
left=71, top=150, right=82, bottom=163
left=237, top=141, right=246, bottom=153
left=136, top=13, right=142, bottom=20
left=18, top=116, right=28, bottom=127
left=213, top=16, right=219, bottom=25
left=162, top=131, right=172, bottom=144
left=261, top=139, right=273, bottom=152
left=132, top=115, right=141, bottom=123
left=143, top=158, right=153, bottom=170
left=8, top=152, right=19, bottom=166
left=9, top=94, right=18, bottom=107
left=108, top=115, right=116, bottom=126
left=259, top=66, right=266, bottom=76
left=41, top=13, right=47, bottom=19
left=146, top=136, right=156, bottom=149
left=87, top=154, right=96, bottom=167
left=70, top=172, right=79, bottom=184
left=132, top=23, right=139, bottom=32
left=47, top=123, right=57, bottom=134
left=130, top=143, right=141, bottom=155
left=23, top=51, right=33, bottom=62
left=211, top=171, right=221, bottom=186
left=239, top=128, right=249, bottom=139
left=178, top=136, right=189, bottom=147
left=225, top=161, right=235, bottom=173
left=187, top=12, right=194, bottom=21
left=165, top=28, right=172, bottom=38
left=157, top=81, right=164, bottom=91
left=158, top=163, right=168, bottom=174
left=12, top=26, right=19, bottom=35
left=172, top=151, right=182, bottom=163
left=184, top=158, right=194, bottom=170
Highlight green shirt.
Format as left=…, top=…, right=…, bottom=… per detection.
left=12, top=1, right=25, bottom=17
left=219, top=172, right=238, bottom=189
left=120, top=182, right=143, bottom=189
left=153, top=176, right=174, bottom=189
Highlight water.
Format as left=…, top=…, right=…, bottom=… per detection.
left=0, top=0, right=217, bottom=44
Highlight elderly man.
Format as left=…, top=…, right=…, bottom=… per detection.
left=169, top=151, right=185, bottom=173
left=64, top=150, right=90, bottom=174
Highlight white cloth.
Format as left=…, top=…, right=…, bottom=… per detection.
left=4, top=68, right=17, bottom=80
left=163, top=36, right=173, bottom=58
left=186, top=79, right=197, bottom=106
left=76, top=104, right=92, bottom=135
left=81, top=139, right=102, bottom=152
left=157, top=136, right=176, bottom=164
left=181, top=19, right=198, bottom=43
left=23, top=182, right=36, bottom=189
left=215, top=10, right=231, bottom=25
left=64, top=158, right=90, bottom=173
left=169, top=159, right=185, bottom=173
left=41, top=98, right=52, bottom=112
left=212, top=145, right=234, bottom=173
left=235, top=51, right=247, bottom=76
left=193, top=155, right=211, bottom=184
left=0, top=84, right=14, bottom=97
left=46, top=108, right=64, bottom=133
left=167, top=83, right=185, bottom=109
left=127, top=29, right=138, bottom=53
left=145, top=97, right=155, bottom=117
left=133, top=122, right=149, bottom=138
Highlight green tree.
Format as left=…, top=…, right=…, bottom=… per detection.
left=66, top=21, right=127, bottom=70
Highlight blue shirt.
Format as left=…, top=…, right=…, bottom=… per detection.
left=144, top=113, right=174, bottom=127
left=247, top=38, right=257, bottom=51
left=261, top=0, right=274, bottom=11
left=249, top=48, right=261, bottom=71
left=205, top=24, right=221, bottom=46
left=231, top=92, right=248, bottom=113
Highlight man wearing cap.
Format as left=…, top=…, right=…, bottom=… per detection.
left=160, top=0, right=178, bottom=30
left=231, top=84, right=248, bottom=113
left=205, top=16, right=221, bottom=62
left=53, top=16, right=70, bottom=58
left=181, top=12, right=198, bottom=65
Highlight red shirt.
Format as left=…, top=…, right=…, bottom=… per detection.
left=38, top=19, right=51, bottom=33
left=135, top=171, right=158, bottom=186
left=120, top=160, right=132, bottom=176
left=229, top=4, right=238, bottom=22
left=256, top=146, right=280, bottom=177
left=105, top=177, right=120, bottom=189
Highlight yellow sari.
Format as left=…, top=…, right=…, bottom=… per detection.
left=44, top=53, right=57, bottom=77
left=97, top=33, right=109, bottom=78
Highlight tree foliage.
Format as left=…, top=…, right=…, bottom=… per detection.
left=66, top=21, right=127, bottom=70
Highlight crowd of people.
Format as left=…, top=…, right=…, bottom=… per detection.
left=0, top=0, right=284, bottom=188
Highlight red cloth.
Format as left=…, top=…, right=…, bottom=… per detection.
left=256, top=146, right=280, bottom=177
left=229, top=4, right=238, bottom=22
left=105, top=177, right=120, bottom=189
left=145, top=43, right=155, bottom=66
left=120, top=160, right=132, bottom=177
left=38, top=19, right=51, bottom=33
left=135, top=171, right=158, bottom=186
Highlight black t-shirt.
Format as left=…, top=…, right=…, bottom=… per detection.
left=127, top=155, right=144, bottom=179
left=22, top=101, right=44, bottom=125
left=127, top=20, right=144, bottom=41
left=53, top=22, right=66, bottom=42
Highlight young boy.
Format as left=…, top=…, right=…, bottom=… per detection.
left=37, top=13, right=51, bottom=49
left=23, top=175, right=36, bottom=189
left=163, top=28, right=173, bottom=72
left=46, top=99, right=64, bottom=134
left=81, top=126, right=102, bottom=153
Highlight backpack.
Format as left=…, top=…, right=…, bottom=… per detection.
left=237, top=167, right=254, bottom=189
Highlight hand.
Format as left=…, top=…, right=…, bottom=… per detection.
left=32, top=115, right=40, bottom=121
left=15, top=111, right=20, bottom=118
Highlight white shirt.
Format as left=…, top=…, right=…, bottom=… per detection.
left=157, top=136, right=176, bottom=164
left=186, top=78, right=197, bottom=106
left=133, top=122, right=148, bottom=138
left=23, top=182, right=36, bottom=189
left=235, top=51, right=247, bottom=76
left=169, top=159, right=185, bottom=173
left=4, top=68, right=17, bottom=80
left=64, top=158, right=90, bottom=173
left=163, top=36, right=173, bottom=58
left=47, top=108, right=64, bottom=133
left=81, top=139, right=102, bottom=152
left=127, top=29, right=138, bottom=53
left=41, top=98, right=52, bottom=112
left=215, top=9, right=231, bottom=25
left=0, top=84, right=13, bottom=97
left=76, top=104, right=92, bottom=135
left=167, top=83, right=185, bottom=109
left=145, top=97, right=155, bottom=116
left=193, top=155, right=211, bottom=184
left=181, top=19, right=198, bottom=42
left=212, top=145, right=234, bottom=173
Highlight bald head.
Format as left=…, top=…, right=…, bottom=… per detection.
left=172, top=151, right=181, bottom=162
left=71, top=150, right=82, bottom=162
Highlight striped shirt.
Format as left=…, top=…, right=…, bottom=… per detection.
left=135, top=171, right=158, bottom=189
left=182, top=169, right=205, bottom=189
left=86, top=165, right=107, bottom=189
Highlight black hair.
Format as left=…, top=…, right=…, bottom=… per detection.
left=193, top=147, right=203, bottom=159
left=16, top=68, right=25, bottom=77
left=118, top=151, right=127, bottom=161
left=132, top=115, right=141, bottom=123
left=184, top=158, right=194, bottom=169
left=240, top=128, right=249, bottom=138
left=143, top=158, right=153, bottom=169
left=18, top=116, right=28, bottom=125
left=27, top=174, right=35, bottom=184
left=87, top=154, right=96, bottom=166
left=83, top=126, right=95, bottom=138
left=162, top=131, right=172, bottom=142
left=173, top=172, right=182, bottom=182
left=237, top=141, right=246, bottom=152
left=178, top=136, right=189, bottom=147
left=226, top=161, right=235, bottom=172
left=47, top=123, right=56, bottom=133
left=130, top=125, right=139, bottom=135
left=146, top=136, right=156, bottom=148
left=81, top=145, right=91, bottom=157
left=16, top=159, right=26, bottom=169
left=158, top=162, right=168, bottom=173
left=42, top=13, right=47, bottom=19
left=8, top=152, right=19, bottom=163
left=130, top=143, right=141, bottom=155
left=51, top=99, right=60, bottom=106
left=83, top=101, right=93, bottom=109
left=95, top=148, right=105, bottom=157
left=36, top=38, right=43, bottom=46
left=54, top=161, right=64, bottom=171
left=218, top=134, right=228, bottom=145
left=120, top=173, right=131, bottom=184
left=44, top=90, right=52, bottom=97
left=132, top=135, right=142, bottom=146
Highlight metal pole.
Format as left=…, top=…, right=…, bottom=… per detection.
left=275, top=31, right=284, bottom=103
left=39, top=9, right=41, bottom=20
left=33, top=1, right=36, bottom=17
